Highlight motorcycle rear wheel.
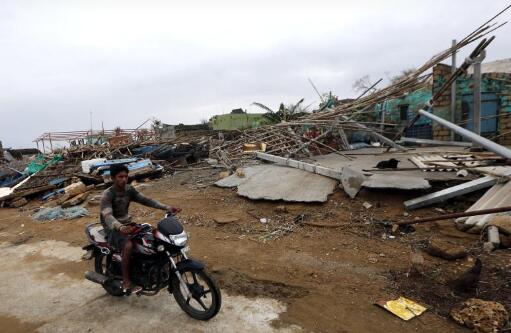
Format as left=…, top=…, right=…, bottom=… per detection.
left=172, top=268, right=221, bottom=320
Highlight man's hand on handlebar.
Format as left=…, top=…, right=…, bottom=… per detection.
left=168, top=207, right=182, bottom=215
left=119, top=225, right=135, bottom=235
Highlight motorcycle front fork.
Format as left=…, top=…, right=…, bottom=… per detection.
left=167, top=250, right=192, bottom=298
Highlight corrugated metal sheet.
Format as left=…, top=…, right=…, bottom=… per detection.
left=459, top=180, right=511, bottom=233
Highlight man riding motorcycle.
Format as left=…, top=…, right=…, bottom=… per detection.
left=100, top=164, right=179, bottom=294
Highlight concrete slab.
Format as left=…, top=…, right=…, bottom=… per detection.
left=362, top=174, right=431, bottom=190
left=340, top=167, right=366, bottom=198
left=215, top=164, right=337, bottom=202
left=312, top=147, right=477, bottom=182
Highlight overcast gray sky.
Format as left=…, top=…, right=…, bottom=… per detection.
left=1, top=0, right=510, bottom=148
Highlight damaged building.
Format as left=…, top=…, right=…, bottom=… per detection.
left=375, top=58, right=511, bottom=144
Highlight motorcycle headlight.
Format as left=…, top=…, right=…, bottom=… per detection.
left=169, top=232, right=188, bottom=247
left=157, top=245, right=165, bottom=252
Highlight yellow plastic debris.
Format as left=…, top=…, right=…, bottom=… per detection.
left=376, top=297, right=427, bottom=321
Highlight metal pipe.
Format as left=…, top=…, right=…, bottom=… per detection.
left=450, top=39, right=457, bottom=141
left=418, top=109, right=511, bottom=159
left=473, top=50, right=486, bottom=145
left=396, top=205, right=511, bottom=225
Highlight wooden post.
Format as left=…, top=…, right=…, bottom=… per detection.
left=49, top=133, right=53, bottom=152
left=380, top=100, right=386, bottom=134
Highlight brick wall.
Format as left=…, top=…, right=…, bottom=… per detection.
left=432, top=64, right=453, bottom=141
left=500, top=114, right=511, bottom=146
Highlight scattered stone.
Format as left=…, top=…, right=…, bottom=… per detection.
left=403, top=212, right=410, bottom=217
left=483, top=242, right=495, bottom=253
left=425, top=239, right=468, bottom=260
left=213, top=216, right=240, bottom=225
left=362, top=202, right=373, bottom=209
left=235, top=168, right=246, bottom=178
left=488, top=215, right=511, bottom=235
left=218, top=171, right=230, bottom=179
left=274, top=205, right=288, bottom=214
left=435, top=208, right=446, bottom=213
left=486, top=225, right=500, bottom=248
left=260, top=218, right=268, bottom=224
left=456, top=169, right=469, bottom=177
left=450, top=298, right=508, bottom=333
left=410, top=249, right=424, bottom=274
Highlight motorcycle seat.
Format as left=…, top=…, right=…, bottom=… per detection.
left=88, top=224, right=107, bottom=243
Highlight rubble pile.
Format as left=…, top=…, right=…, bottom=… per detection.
left=0, top=124, right=216, bottom=209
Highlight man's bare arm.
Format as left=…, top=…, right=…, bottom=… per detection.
left=100, top=191, right=122, bottom=230
left=130, top=187, right=170, bottom=211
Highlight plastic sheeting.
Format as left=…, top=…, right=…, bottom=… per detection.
left=26, top=155, right=62, bottom=174
left=32, top=206, right=89, bottom=221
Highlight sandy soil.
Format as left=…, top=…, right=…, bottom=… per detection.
left=1, top=168, right=509, bottom=332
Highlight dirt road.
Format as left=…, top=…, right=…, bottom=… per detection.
left=0, top=240, right=299, bottom=333
left=0, top=170, right=486, bottom=332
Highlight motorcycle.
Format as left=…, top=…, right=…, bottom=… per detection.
left=82, top=213, right=221, bottom=321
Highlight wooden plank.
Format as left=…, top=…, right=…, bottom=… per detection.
left=1, top=184, right=56, bottom=201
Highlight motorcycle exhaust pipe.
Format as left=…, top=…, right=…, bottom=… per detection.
left=84, top=271, right=108, bottom=285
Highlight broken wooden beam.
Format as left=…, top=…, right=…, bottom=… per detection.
left=255, top=152, right=342, bottom=181
left=403, top=176, right=500, bottom=210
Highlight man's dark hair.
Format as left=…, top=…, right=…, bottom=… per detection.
left=110, top=164, right=129, bottom=178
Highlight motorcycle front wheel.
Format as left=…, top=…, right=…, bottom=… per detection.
left=172, top=268, right=222, bottom=320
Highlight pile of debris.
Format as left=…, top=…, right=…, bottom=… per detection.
left=0, top=121, right=219, bottom=208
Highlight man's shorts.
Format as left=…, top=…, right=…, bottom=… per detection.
left=107, top=229, right=129, bottom=251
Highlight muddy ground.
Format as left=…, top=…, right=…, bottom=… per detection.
left=1, top=167, right=510, bottom=332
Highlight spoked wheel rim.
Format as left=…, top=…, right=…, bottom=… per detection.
left=181, top=271, right=214, bottom=312
left=172, top=268, right=221, bottom=320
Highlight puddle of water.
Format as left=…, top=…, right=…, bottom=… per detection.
left=0, top=240, right=301, bottom=333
